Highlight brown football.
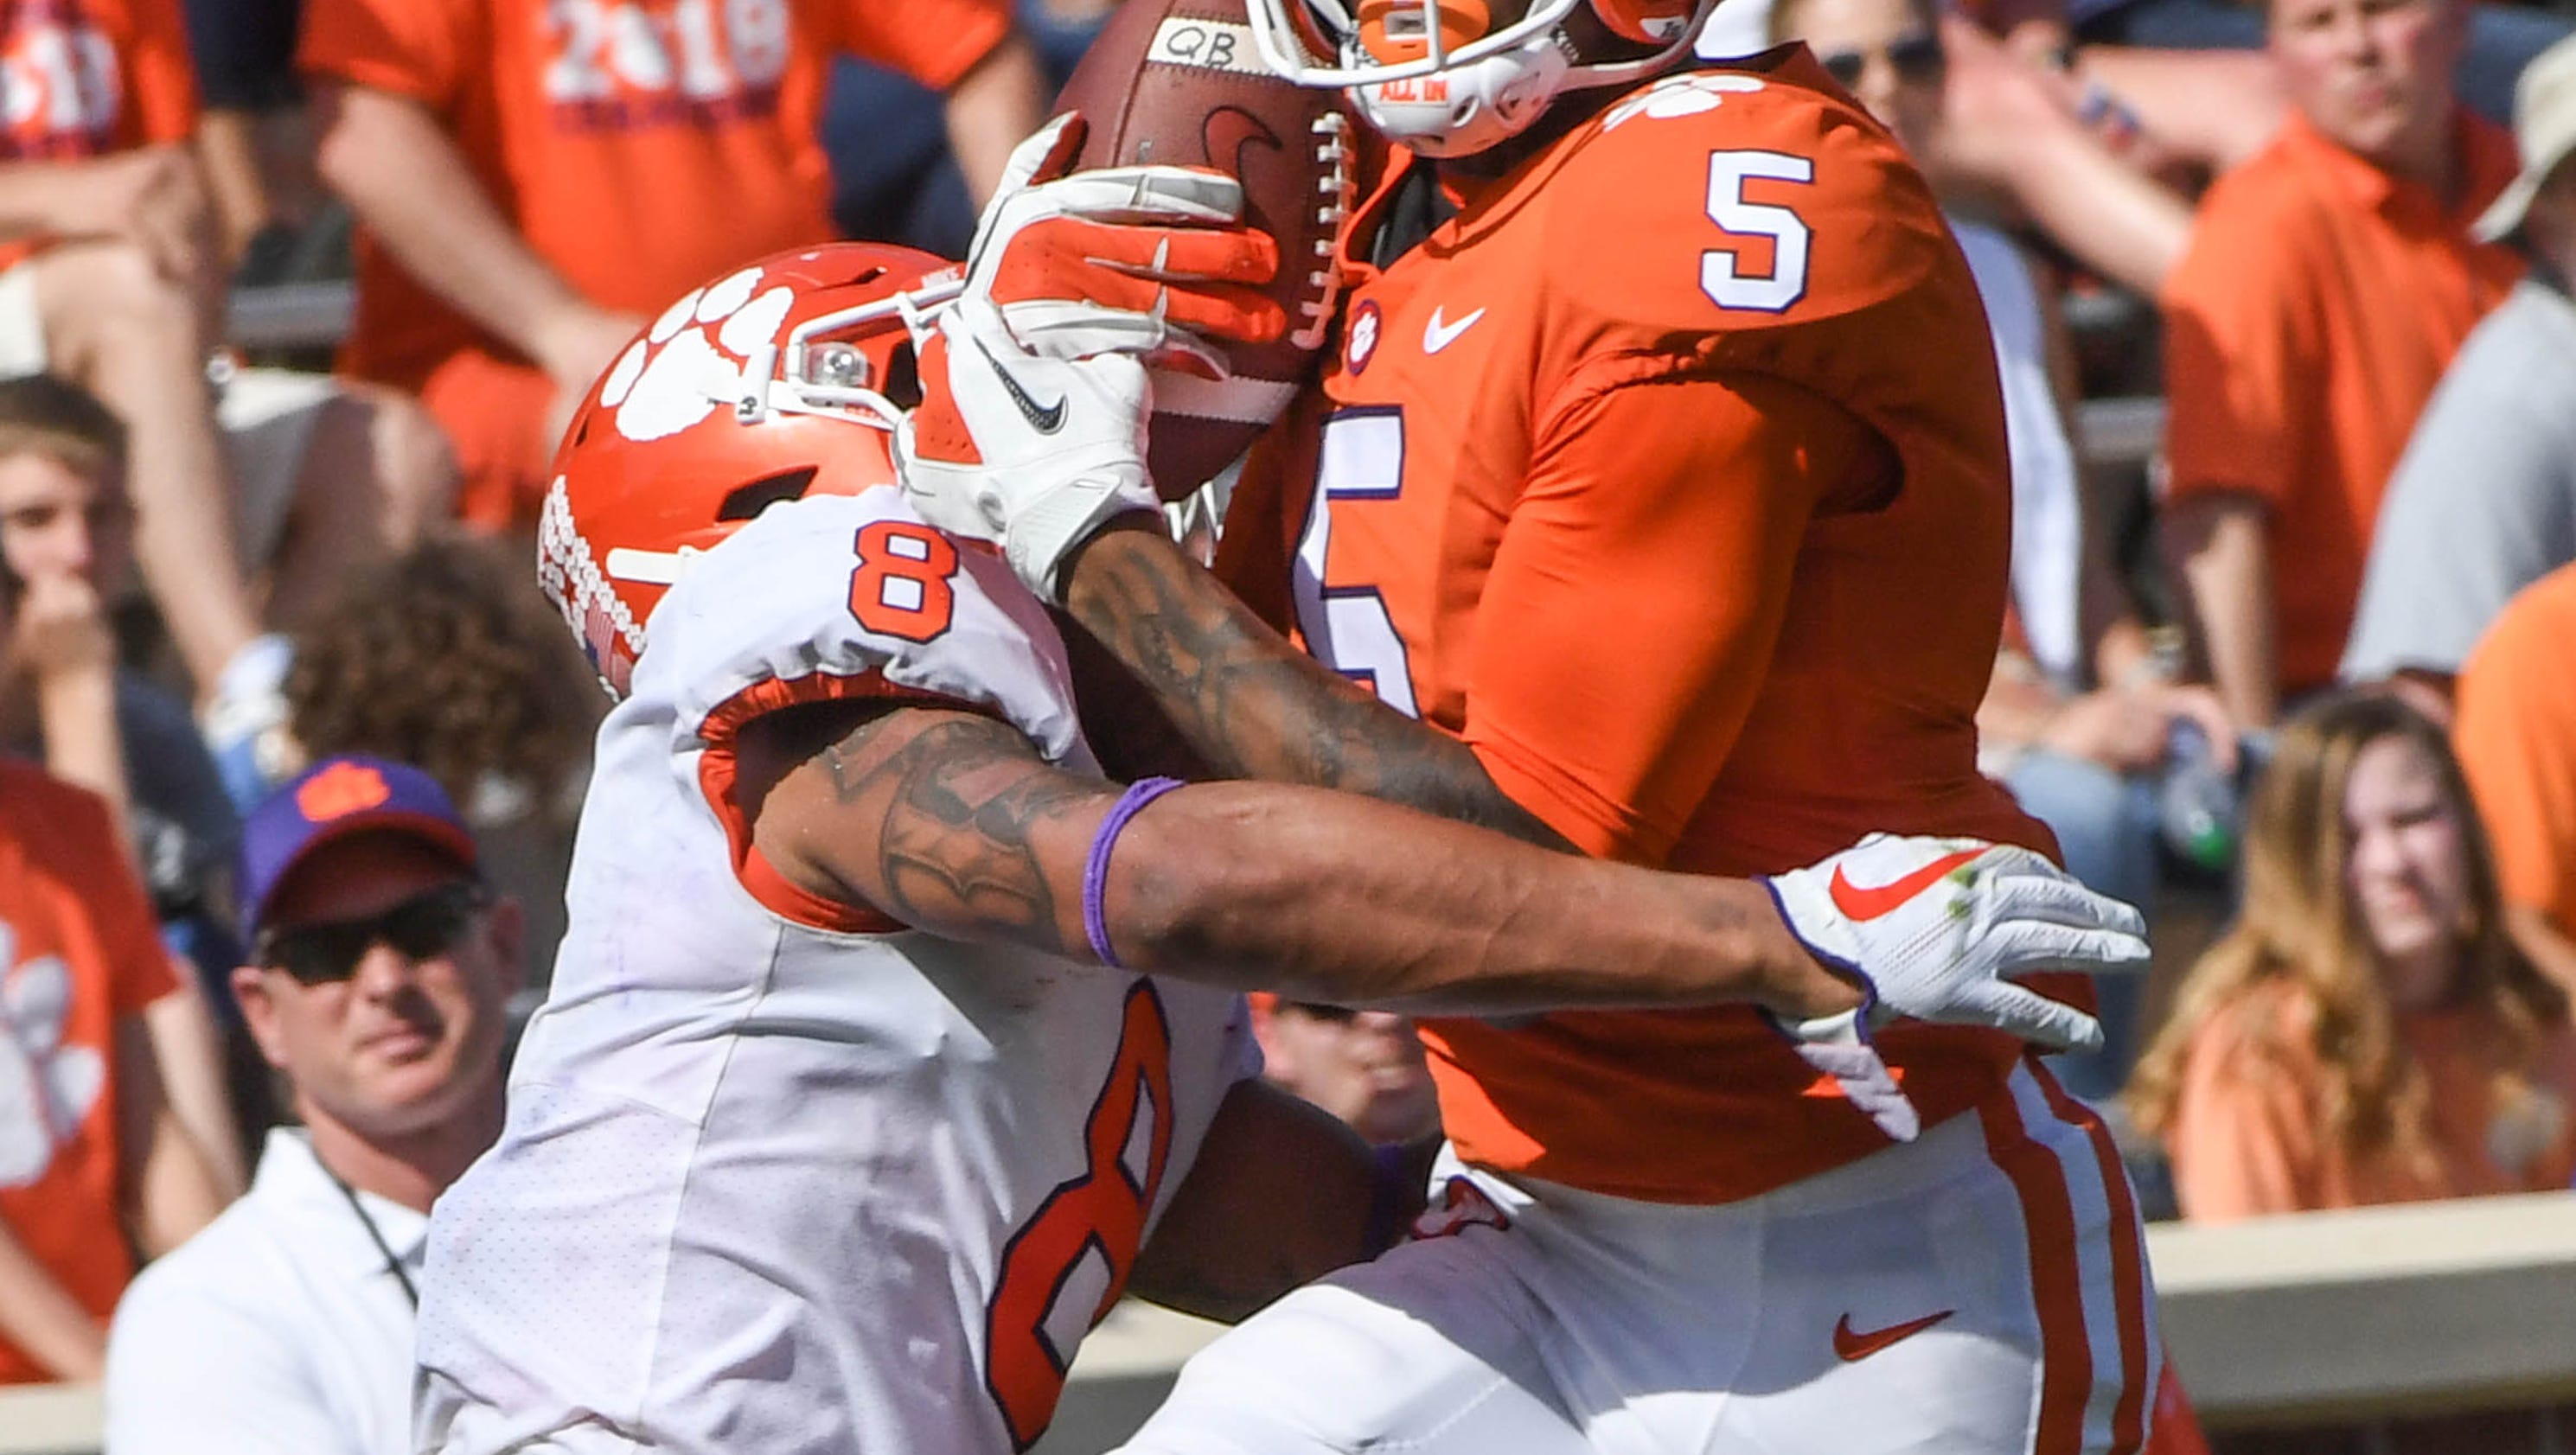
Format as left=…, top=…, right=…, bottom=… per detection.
left=1055, top=0, right=1355, bottom=495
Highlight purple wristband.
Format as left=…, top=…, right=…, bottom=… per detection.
left=1083, top=776, right=1186, bottom=968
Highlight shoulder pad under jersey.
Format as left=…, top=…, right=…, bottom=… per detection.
left=1526, top=67, right=1953, bottom=337
left=636, top=489, right=1089, bottom=767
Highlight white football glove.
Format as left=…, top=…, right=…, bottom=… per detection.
left=961, top=114, right=1283, bottom=373
left=1761, top=833, right=2148, bottom=1141
left=898, top=296, right=1159, bottom=600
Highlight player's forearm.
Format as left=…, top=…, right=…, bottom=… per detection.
left=776, top=705, right=1823, bottom=1016
left=312, top=83, right=591, bottom=364
left=1112, top=781, right=1812, bottom=1014
left=1059, top=521, right=1573, bottom=851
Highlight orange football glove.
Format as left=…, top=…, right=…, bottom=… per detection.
left=962, top=114, right=1285, bottom=378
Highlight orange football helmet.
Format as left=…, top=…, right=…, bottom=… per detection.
left=537, top=242, right=961, bottom=697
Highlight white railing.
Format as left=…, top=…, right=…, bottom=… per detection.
left=0, top=1382, right=98, bottom=1455
left=2152, top=1191, right=2576, bottom=1428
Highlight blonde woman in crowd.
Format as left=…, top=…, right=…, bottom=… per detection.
left=2131, top=692, right=2576, bottom=1219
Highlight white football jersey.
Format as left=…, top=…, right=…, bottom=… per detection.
left=416, top=489, right=1256, bottom=1455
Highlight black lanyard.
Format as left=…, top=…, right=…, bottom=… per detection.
left=327, top=1172, right=420, bottom=1310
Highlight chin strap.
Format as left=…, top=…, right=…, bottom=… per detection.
left=1349, top=24, right=1574, bottom=157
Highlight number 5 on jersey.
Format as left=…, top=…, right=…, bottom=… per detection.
left=1702, top=150, right=1813, bottom=313
left=1291, top=408, right=1419, bottom=718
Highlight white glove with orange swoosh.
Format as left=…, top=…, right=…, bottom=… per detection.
left=1760, top=833, right=2148, bottom=1140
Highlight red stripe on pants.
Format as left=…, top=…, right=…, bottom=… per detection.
left=2032, top=1059, right=2153, bottom=1455
left=1978, top=1085, right=2093, bottom=1455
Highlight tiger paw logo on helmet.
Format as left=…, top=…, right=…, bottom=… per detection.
left=534, top=242, right=950, bottom=701
left=541, top=268, right=794, bottom=693
left=597, top=265, right=799, bottom=444
left=542, top=265, right=804, bottom=696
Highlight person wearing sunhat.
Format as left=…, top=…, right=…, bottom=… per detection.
left=2344, top=32, right=2576, bottom=694
left=102, top=754, right=521, bottom=1455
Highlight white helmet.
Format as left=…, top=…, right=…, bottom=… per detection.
left=1243, top=0, right=1723, bottom=156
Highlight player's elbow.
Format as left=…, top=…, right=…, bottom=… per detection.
left=310, top=83, right=424, bottom=206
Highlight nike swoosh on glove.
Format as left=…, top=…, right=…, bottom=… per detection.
left=898, top=297, right=1159, bottom=600
left=1760, top=833, right=2148, bottom=1141
left=963, top=114, right=1284, bottom=373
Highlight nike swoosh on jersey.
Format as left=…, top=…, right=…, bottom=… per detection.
left=975, top=337, right=1066, bottom=433
left=1422, top=305, right=1486, bottom=354
left=1827, top=848, right=1986, bottom=922
left=1832, top=1310, right=1954, bottom=1362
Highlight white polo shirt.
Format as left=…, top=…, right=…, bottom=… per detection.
left=103, top=1128, right=426, bottom=1455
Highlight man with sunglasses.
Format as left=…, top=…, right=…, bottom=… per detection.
left=103, top=754, right=518, bottom=1455
left=1250, top=995, right=1442, bottom=1148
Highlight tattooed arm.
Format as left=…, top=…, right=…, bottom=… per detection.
left=1057, top=520, right=1575, bottom=851
left=739, top=699, right=1841, bottom=1018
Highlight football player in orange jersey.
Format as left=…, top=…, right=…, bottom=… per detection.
left=900, top=3, right=2167, bottom=1449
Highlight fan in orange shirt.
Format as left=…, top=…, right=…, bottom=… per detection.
left=0, top=0, right=454, bottom=775
left=301, top=0, right=1049, bottom=527
left=0, top=768, right=236, bottom=1383
left=2132, top=693, right=2576, bottom=1220
left=2158, top=0, right=2521, bottom=729
left=907, top=5, right=2163, bottom=1450
left=2453, top=563, right=2576, bottom=969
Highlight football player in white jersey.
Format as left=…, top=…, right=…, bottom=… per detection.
left=412, top=215, right=2145, bottom=1453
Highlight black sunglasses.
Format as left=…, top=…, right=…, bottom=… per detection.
left=255, top=881, right=488, bottom=986
left=1815, top=32, right=1946, bottom=89
left=1279, top=1000, right=1360, bottom=1023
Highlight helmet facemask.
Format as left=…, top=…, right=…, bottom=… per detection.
left=739, top=272, right=962, bottom=435
left=1243, top=0, right=1721, bottom=156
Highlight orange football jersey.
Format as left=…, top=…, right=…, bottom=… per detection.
left=301, top=0, right=1008, bottom=390
left=0, top=0, right=198, bottom=271
left=1218, top=53, right=2074, bottom=1203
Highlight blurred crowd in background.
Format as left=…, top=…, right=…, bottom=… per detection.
left=6, top=0, right=2576, bottom=1439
